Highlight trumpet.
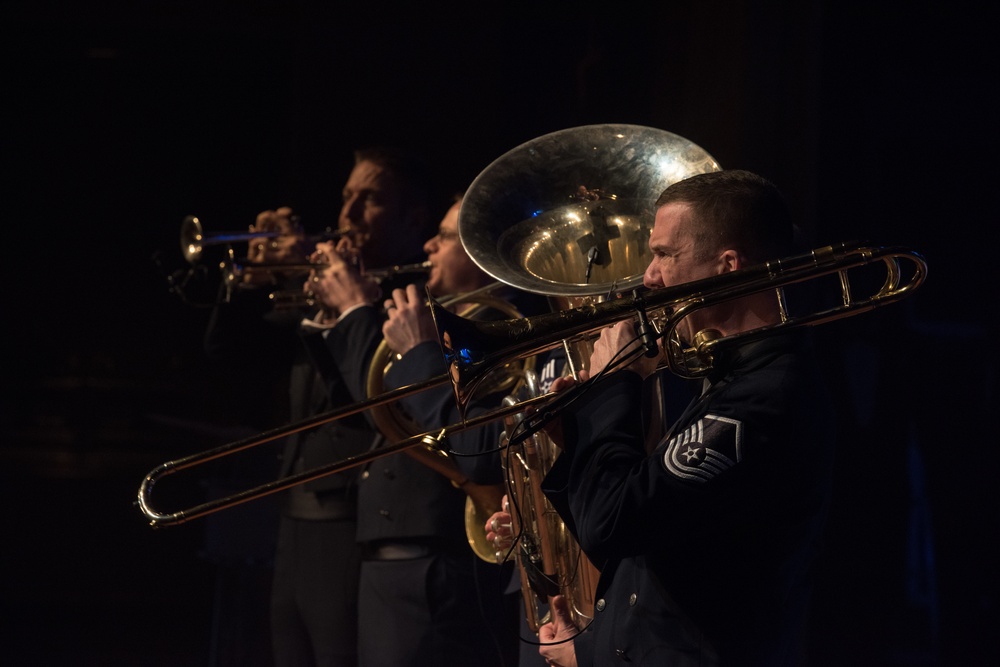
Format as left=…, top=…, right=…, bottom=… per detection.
left=223, top=259, right=434, bottom=285
left=180, top=214, right=346, bottom=265
left=256, top=260, right=435, bottom=310
left=136, top=241, right=928, bottom=527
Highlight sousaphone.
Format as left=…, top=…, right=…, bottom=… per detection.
left=452, top=124, right=721, bottom=630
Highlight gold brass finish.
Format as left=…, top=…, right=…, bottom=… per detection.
left=365, top=285, right=531, bottom=563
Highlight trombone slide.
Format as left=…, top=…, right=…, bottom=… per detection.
left=138, top=243, right=927, bottom=527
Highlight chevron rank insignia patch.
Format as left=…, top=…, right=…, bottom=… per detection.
left=661, top=414, right=743, bottom=482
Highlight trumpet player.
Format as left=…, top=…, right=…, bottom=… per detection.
left=535, top=170, right=835, bottom=667
left=241, top=206, right=312, bottom=286
left=205, top=146, right=436, bottom=667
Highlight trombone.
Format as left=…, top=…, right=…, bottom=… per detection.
left=137, top=241, right=927, bottom=527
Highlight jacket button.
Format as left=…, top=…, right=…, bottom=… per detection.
left=628, top=593, right=637, bottom=606
left=595, top=598, right=606, bottom=612
left=379, top=509, right=391, bottom=519
left=361, top=470, right=370, bottom=480
left=615, top=648, right=631, bottom=661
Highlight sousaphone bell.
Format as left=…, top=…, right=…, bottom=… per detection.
left=448, top=123, right=721, bottom=406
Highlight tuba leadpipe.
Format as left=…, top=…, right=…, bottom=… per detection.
left=137, top=242, right=927, bottom=527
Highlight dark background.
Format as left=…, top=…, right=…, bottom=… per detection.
left=2, top=1, right=997, bottom=665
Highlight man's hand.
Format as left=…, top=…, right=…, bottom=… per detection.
left=541, top=373, right=589, bottom=450
left=243, top=207, right=308, bottom=285
left=538, top=595, right=579, bottom=667
left=309, top=240, right=380, bottom=318
left=589, top=320, right=660, bottom=380
left=382, top=284, right=437, bottom=356
left=484, top=495, right=514, bottom=560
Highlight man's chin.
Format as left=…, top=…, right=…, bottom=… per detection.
left=426, top=279, right=445, bottom=299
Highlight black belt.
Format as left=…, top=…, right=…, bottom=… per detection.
left=282, top=487, right=355, bottom=521
left=367, top=543, right=434, bottom=560
left=364, top=538, right=461, bottom=561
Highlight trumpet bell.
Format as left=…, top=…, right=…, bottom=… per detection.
left=460, top=124, right=721, bottom=297
left=180, top=215, right=205, bottom=263
left=180, top=215, right=281, bottom=265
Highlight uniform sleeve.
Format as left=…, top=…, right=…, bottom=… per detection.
left=540, top=371, right=649, bottom=563
left=322, top=304, right=384, bottom=404
left=544, top=348, right=828, bottom=567
left=543, top=369, right=747, bottom=565
left=384, top=340, right=506, bottom=485
left=573, top=625, right=596, bottom=667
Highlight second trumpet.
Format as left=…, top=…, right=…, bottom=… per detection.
left=245, top=260, right=434, bottom=310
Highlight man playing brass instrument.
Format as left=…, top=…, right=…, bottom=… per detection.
left=311, top=195, right=537, bottom=667
left=533, top=170, right=836, bottom=666
left=205, top=146, right=435, bottom=667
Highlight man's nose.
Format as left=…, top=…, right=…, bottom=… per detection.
left=341, top=195, right=363, bottom=223
left=643, top=263, right=661, bottom=289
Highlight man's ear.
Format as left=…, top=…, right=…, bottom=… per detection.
left=402, top=206, right=431, bottom=243
left=719, top=248, right=742, bottom=273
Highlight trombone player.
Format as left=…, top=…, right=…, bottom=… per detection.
left=533, top=170, right=836, bottom=667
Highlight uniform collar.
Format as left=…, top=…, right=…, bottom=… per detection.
left=704, top=330, right=805, bottom=385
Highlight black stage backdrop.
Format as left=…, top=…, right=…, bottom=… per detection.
left=2, top=2, right=997, bottom=665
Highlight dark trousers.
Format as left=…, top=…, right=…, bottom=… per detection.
left=271, top=517, right=363, bottom=667
left=358, top=550, right=518, bottom=667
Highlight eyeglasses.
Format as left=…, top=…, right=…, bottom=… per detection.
left=434, top=229, right=460, bottom=243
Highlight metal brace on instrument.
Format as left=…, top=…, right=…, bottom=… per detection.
left=420, top=428, right=449, bottom=454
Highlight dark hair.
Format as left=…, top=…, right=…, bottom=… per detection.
left=654, top=169, right=794, bottom=263
left=353, top=146, right=433, bottom=194
left=353, top=146, right=443, bottom=233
